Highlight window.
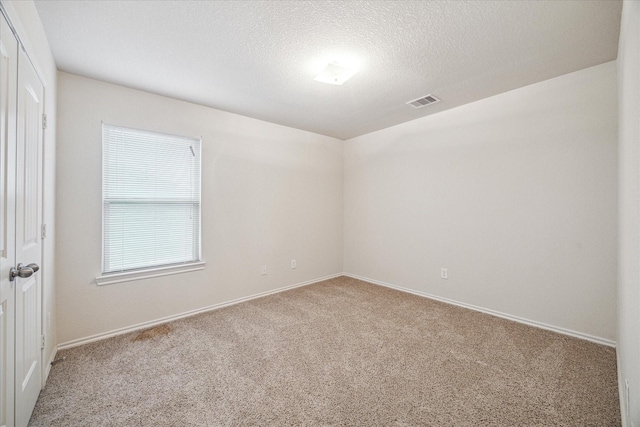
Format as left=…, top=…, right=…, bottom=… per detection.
left=100, top=124, right=202, bottom=283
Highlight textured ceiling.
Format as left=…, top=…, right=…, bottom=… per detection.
left=34, top=0, right=622, bottom=140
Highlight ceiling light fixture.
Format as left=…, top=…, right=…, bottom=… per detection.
left=314, top=61, right=359, bottom=85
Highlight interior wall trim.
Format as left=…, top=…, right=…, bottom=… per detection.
left=0, top=3, right=48, bottom=86
left=44, top=345, right=57, bottom=384
left=57, top=272, right=344, bottom=350
left=344, top=273, right=616, bottom=348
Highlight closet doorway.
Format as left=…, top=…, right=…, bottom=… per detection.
left=0, top=11, right=45, bottom=427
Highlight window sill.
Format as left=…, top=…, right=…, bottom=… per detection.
left=95, top=261, right=206, bottom=286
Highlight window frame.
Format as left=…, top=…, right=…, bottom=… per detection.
left=96, top=123, right=205, bottom=285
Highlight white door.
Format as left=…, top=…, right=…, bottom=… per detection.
left=0, top=13, right=18, bottom=427
left=14, top=47, right=44, bottom=427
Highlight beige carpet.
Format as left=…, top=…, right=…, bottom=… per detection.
left=29, top=276, right=620, bottom=426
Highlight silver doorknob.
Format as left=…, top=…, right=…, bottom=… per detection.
left=9, top=263, right=39, bottom=281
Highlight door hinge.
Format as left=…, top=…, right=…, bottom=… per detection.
left=42, top=113, right=47, bottom=130
left=41, top=224, right=47, bottom=239
left=41, top=334, right=46, bottom=350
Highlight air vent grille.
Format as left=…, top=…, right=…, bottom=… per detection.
left=407, top=94, right=440, bottom=109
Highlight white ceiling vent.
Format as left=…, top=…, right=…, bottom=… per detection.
left=407, top=94, right=440, bottom=109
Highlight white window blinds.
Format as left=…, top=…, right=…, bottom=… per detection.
left=102, top=124, right=201, bottom=274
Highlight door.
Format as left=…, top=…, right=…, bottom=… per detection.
left=0, top=13, right=18, bottom=427
left=0, top=14, right=44, bottom=427
left=14, top=47, right=43, bottom=427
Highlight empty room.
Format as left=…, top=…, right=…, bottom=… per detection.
left=0, top=0, right=638, bottom=426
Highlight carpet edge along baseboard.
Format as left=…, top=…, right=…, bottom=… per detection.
left=344, top=273, right=615, bottom=348
left=57, top=272, right=344, bottom=350
left=58, top=271, right=615, bottom=350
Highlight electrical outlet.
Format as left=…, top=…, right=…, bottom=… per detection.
left=261, top=265, right=267, bottom=275
left=291, top=259, right=296, bottom=269
left=440, top=268, right=448, bottom=279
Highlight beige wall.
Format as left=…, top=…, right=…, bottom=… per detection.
left=56, top=72, right=343, bottom=345
left=617, top=1, right=640, bottom=425
left=2, top=0, right=58, bottom=377
left=344, top=62, right=618, bottom=344
left=58, top=62, right=619, bottom=347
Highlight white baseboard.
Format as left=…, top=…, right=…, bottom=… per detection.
left=344, top=273, right=616, bottom=348
left=58, top=273, right=343, bottom=350
left=43, top=345, right=57, bottom=387
left=59, top=272, right=615, bottom=350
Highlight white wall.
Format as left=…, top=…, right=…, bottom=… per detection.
left=2, top=0, right=58, bottom=377
left=56, top=72, right=343, bottom=345
left=617, top=1, right=640, bottom=425
left=344, top=62, right=618, bottom=344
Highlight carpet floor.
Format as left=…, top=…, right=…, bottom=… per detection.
left=29, top=276, right=620, bottom=426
